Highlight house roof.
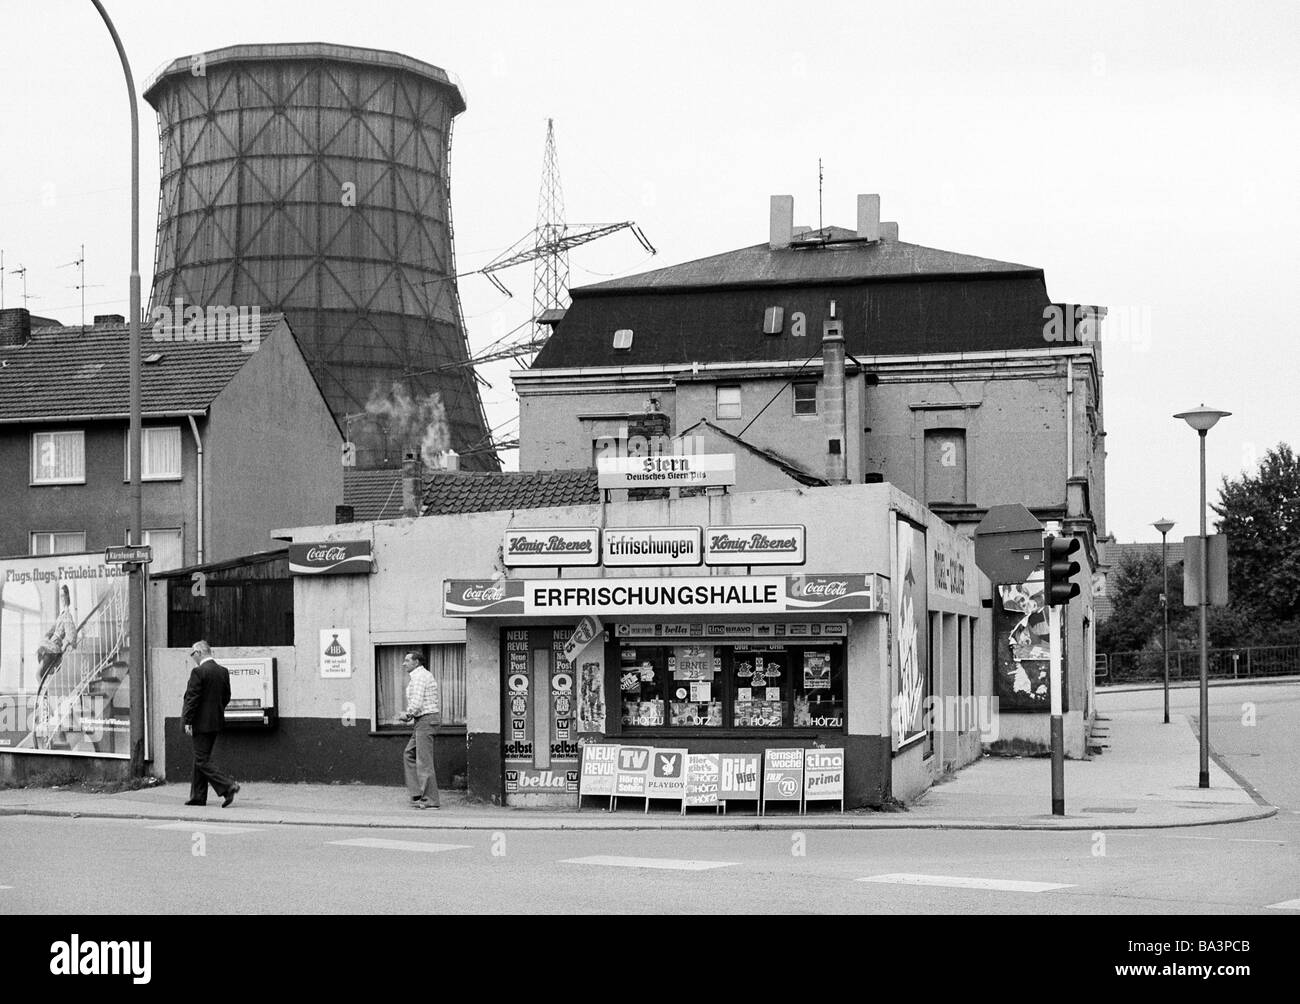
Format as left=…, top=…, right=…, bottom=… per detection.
left=422, top=468, right=600, bottom=516
left=1095, top=540, right=1186, bottom=622
left=576, top=228, right=1038, bottom=294
left=0, top=313, right=288, bottom=423
left=343, top=468, right=406, bottom=521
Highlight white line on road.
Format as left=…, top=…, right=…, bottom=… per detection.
left=148, top=823, right=261, bottom=834
left=1265, top=899, right=1300, bottom=911
left=562, top=855, right=737, bottom=871
left=328, top=838, right=470, bottom=853
left=858, top=874, right=1075, bottom=893
left=0, top=886, right=11, bottom=890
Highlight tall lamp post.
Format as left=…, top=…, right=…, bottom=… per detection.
left=1152, top=518, right=1175, bottom=724
left=91, top=0, right=144, bottom=777
left=1173, top=405, right=1230, bottom=789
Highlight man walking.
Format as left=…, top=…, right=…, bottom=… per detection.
left=182, top=640, right=240, bottom=807
left=398, top=651, right=441, bottom=808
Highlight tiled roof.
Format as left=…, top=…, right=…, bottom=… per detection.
left=1095, top=540, right=1186, bottom=622
left=576, top=228, right=1037, bottom=294
left=422, top=469, right=600, bottom=516
left=343, top=468, right=405, bottom=521
left=0, top=313, right=287, bottom=422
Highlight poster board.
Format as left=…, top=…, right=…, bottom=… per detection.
left=718, top=752, right=761, bottom=812
left=760, top=748, right=804, bottom=814
left=802, top=747, right=845, bottom=811
left=684, top=753, right=721, bottom=813
left=613, top=744, right=653, bottom=809
left=578, top=742, right=620, bottom=807
left=645, top=747, right=688, bottom=810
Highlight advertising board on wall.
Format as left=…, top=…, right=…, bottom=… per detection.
left=502, top=528, right=599, bottom=568
left=0, top=553, right=132, bottom=758
left=597, top=454, right=737, bottom=490
left=603, top=527, right=702, bottom=567
left=319, top=629, right=352, bottom=678
left=288, top=541, right=373, bottom=576
left=892, top=521, right=929, bottom=751
left=704, top=525, right=806, bottom=566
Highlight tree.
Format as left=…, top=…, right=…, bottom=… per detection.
left=1097, top=551, right=1191, bottom=652
left=1213, top=442, right=1300, bottom=631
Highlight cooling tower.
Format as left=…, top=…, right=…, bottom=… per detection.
left=144, top=43, right=497, bottom=471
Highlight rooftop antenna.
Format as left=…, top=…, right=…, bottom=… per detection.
left=7, top=263, right=31, bottom=307
left=818, top=158, right=824, bottom=234
left=60, top=244, right=100, bottom=329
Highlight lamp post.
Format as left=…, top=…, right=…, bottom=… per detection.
left=1152, top=518, right=1175, bottom=724
left=91, top=0, right=144, bottom=777
left=1173, top=405, right=1231, bottom=789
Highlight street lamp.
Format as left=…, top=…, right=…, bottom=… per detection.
left=1173, top=404, right=1231, bottom=789
left=1152, top=517, right=1175, bottom=724
left=91, top=0, right=144, bottom=777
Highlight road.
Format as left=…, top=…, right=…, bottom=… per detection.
left=1, top=683, right=1296, bottom=914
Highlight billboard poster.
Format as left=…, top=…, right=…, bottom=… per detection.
left=503, top=631, right=532, bottom=760
left=319, top=629, right=351, bottom=678
left=994, top=574, right=1065, bottom=712
left=803, top=748, right=846, bottom=804
left=892, top=521, right=928, bottom=751
left=684, top=753, right=721, bottom=808
left=576, top=644, right=606, bottom=734
left=579, top=743, right=620, bottom=798
left=550, top=629, right=578, bottom=757
left=614, top=744, right=653, bottom=796
left=645, top=747, right=688, bottom=800
left=761, top=748, right=804, bottom=807
left=718, top=752, right=761, bottom=803
left=0, top=553, right=132, bottom=758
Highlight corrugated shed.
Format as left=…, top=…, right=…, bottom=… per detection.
left=422, top=469, right=599, bottom=516
left=0, top=314, right=286, bottom=421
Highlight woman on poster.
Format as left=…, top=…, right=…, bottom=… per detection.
left=34, top=585, right=78, bottom=698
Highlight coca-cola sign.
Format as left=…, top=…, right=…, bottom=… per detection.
left=444, top=579, right=525, bottom=616
left=786, top=574, right=883, bottom=612
left=289, top=540, right=374, bottom=576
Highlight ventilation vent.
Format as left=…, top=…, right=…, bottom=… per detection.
left=613, top=329, right=633, bottom=350
left=762, top=306, right=784, bottom=335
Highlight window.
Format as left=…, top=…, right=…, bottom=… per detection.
left=716, top=385, right=742, bottom=420
left=31, top=431, right=85, bottom=484
left=612, top=328, right=633, bottom=350
left=376, top=644, right=467, bottom=729
left=924, top=428, right=967, bottom=504
left=619, top=641, right=844, bottom=731
left=144, top=528, right=184, bottom=572
left=126, top=426, right=183, bottom=481
left=793, top=381, right=817, bottom=416
left=30, top=531, right=86, bottom=555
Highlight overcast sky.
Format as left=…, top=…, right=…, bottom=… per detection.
left=2, top=0, right=1296, bottom=542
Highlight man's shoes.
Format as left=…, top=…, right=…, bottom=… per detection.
left=410, top=795, right=423, bottom=802
left=221, top=783, right=240, bottom=808
left=413, top=798, right=440, bottom=810
left=184, top=799, right=206, bottom=806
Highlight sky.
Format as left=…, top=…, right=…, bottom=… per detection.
left=1, top=0, right=1296, bottom=543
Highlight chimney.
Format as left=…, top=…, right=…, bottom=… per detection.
left=93, top=313, right=125, bottom=326
left=441, top=449, right=460, bottom=472
left=0, top=307, right=32, bottom=348
left=856, top=194, right=881, bottom=241
left=821, top=301, right=850, bottom=485
left=401, top=452, right=424, bottom=518
left=769, top=195, right=794, bottom=250
left=879, top=222, right=899, bottom=241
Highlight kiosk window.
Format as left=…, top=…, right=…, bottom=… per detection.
left=792, top=647, right=845, bottom=728
left=732, top=647, right=788, bottom=727
left=619, top=646, right=667, bottom=727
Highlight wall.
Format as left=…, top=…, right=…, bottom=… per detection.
left=519, top=383, right=673, bottom=470
left=0, top=422, right=195, bottom=561
left=205, top=324, right=342, bottom=562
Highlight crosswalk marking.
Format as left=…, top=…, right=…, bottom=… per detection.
left=1265, top=898, right=1300, bottom=911
left=328, top=838, right=469, bottom=854
left=857, top=873, right=1074, bottom=893
left=148, top=822, right=261, bottom=834
left=562, top=855, right=737, bottom=872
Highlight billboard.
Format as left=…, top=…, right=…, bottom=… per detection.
left=892, top=520, right=928, bottom=751
left=994, top=573, right=1067, bottom=712
left=0, top=553, right=132, bottom=758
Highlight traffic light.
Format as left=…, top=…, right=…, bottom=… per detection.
left=1043, top=535, right=1081, bottom=606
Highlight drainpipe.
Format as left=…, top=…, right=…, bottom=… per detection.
left=1065, top=358, right=1074, bottom=480
left=187, top=415, right=204, bottom=564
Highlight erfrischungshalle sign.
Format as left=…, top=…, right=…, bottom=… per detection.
left=597, top=454, right=737, bottom=490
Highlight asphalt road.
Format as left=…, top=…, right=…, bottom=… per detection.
left=1, top=683, right=1295, bottom=915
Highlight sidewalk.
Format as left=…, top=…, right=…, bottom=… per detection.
left=0, top=709, right=1275, bottom=832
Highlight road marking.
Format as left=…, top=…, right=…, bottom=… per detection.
left=1265, top=899, right=1300, bottom=911
left=148, top=822, right=261, bottom=834
left=857, top=873, right=1075, bottom=893
left=0, top=886, right=11, bottom=890
left=562, top=855, right=737, bottom=871
left=328, top=838, right=469, bottom=854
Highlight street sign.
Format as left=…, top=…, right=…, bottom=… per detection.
left=1183, top=534, right=1229, bottom=607
left=104, top=545, right=152, bottom=565
left=973, top=504, right=1043, bottom=584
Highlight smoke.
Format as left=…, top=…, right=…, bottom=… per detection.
left=364, top=383, right=451, bottom=467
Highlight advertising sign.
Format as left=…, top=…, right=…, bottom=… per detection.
left=993, top=573, right=1053, bottom=712
left=505, top=767, right=579, bottom=794
left=0, top=553, right=132, bottom=758
left=803, top=748, right=845, bottom=806
left=446, top=575, right=888, bottom=617
left=603, top=527, right=702, bottom=567
left=319, top=629, right=351, bottom=678
left=704, top=525, right=806, bottom=566
left=718, top=752, right=761, bottom=803
left=579, top=743, right=620, bottom=798
left=576, top=646, right=606, bottom=734
left=503, top=630, right=532, bottom=759
left=761, top=748, right=804, bottom=809
left=646, top=747, right=688, bottom=800
left=597, top=453, right=737, bottom=490
left=288, top=540, right=373, bottom=576
left=223, top=657, right=276, bottom=725
left=563, top=615, right=603, bottom=663
left=614, top=744, right=654, bottom=798
left=893, top=521, right=929, bottom=751
left=684, top=753, right=721, bottom=808
left=502, top=528, right=599, bottom=568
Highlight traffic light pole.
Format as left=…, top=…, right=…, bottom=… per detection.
left=1048, top=604, right=1065, bottom=815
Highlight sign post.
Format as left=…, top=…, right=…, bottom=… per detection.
left=1048, top=605, right=1065, bottom=816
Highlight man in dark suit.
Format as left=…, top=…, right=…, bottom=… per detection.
left=182, top=640, right=240, bottom=807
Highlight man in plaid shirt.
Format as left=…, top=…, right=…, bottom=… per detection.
left=399, top=651, right=441, bottom=808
